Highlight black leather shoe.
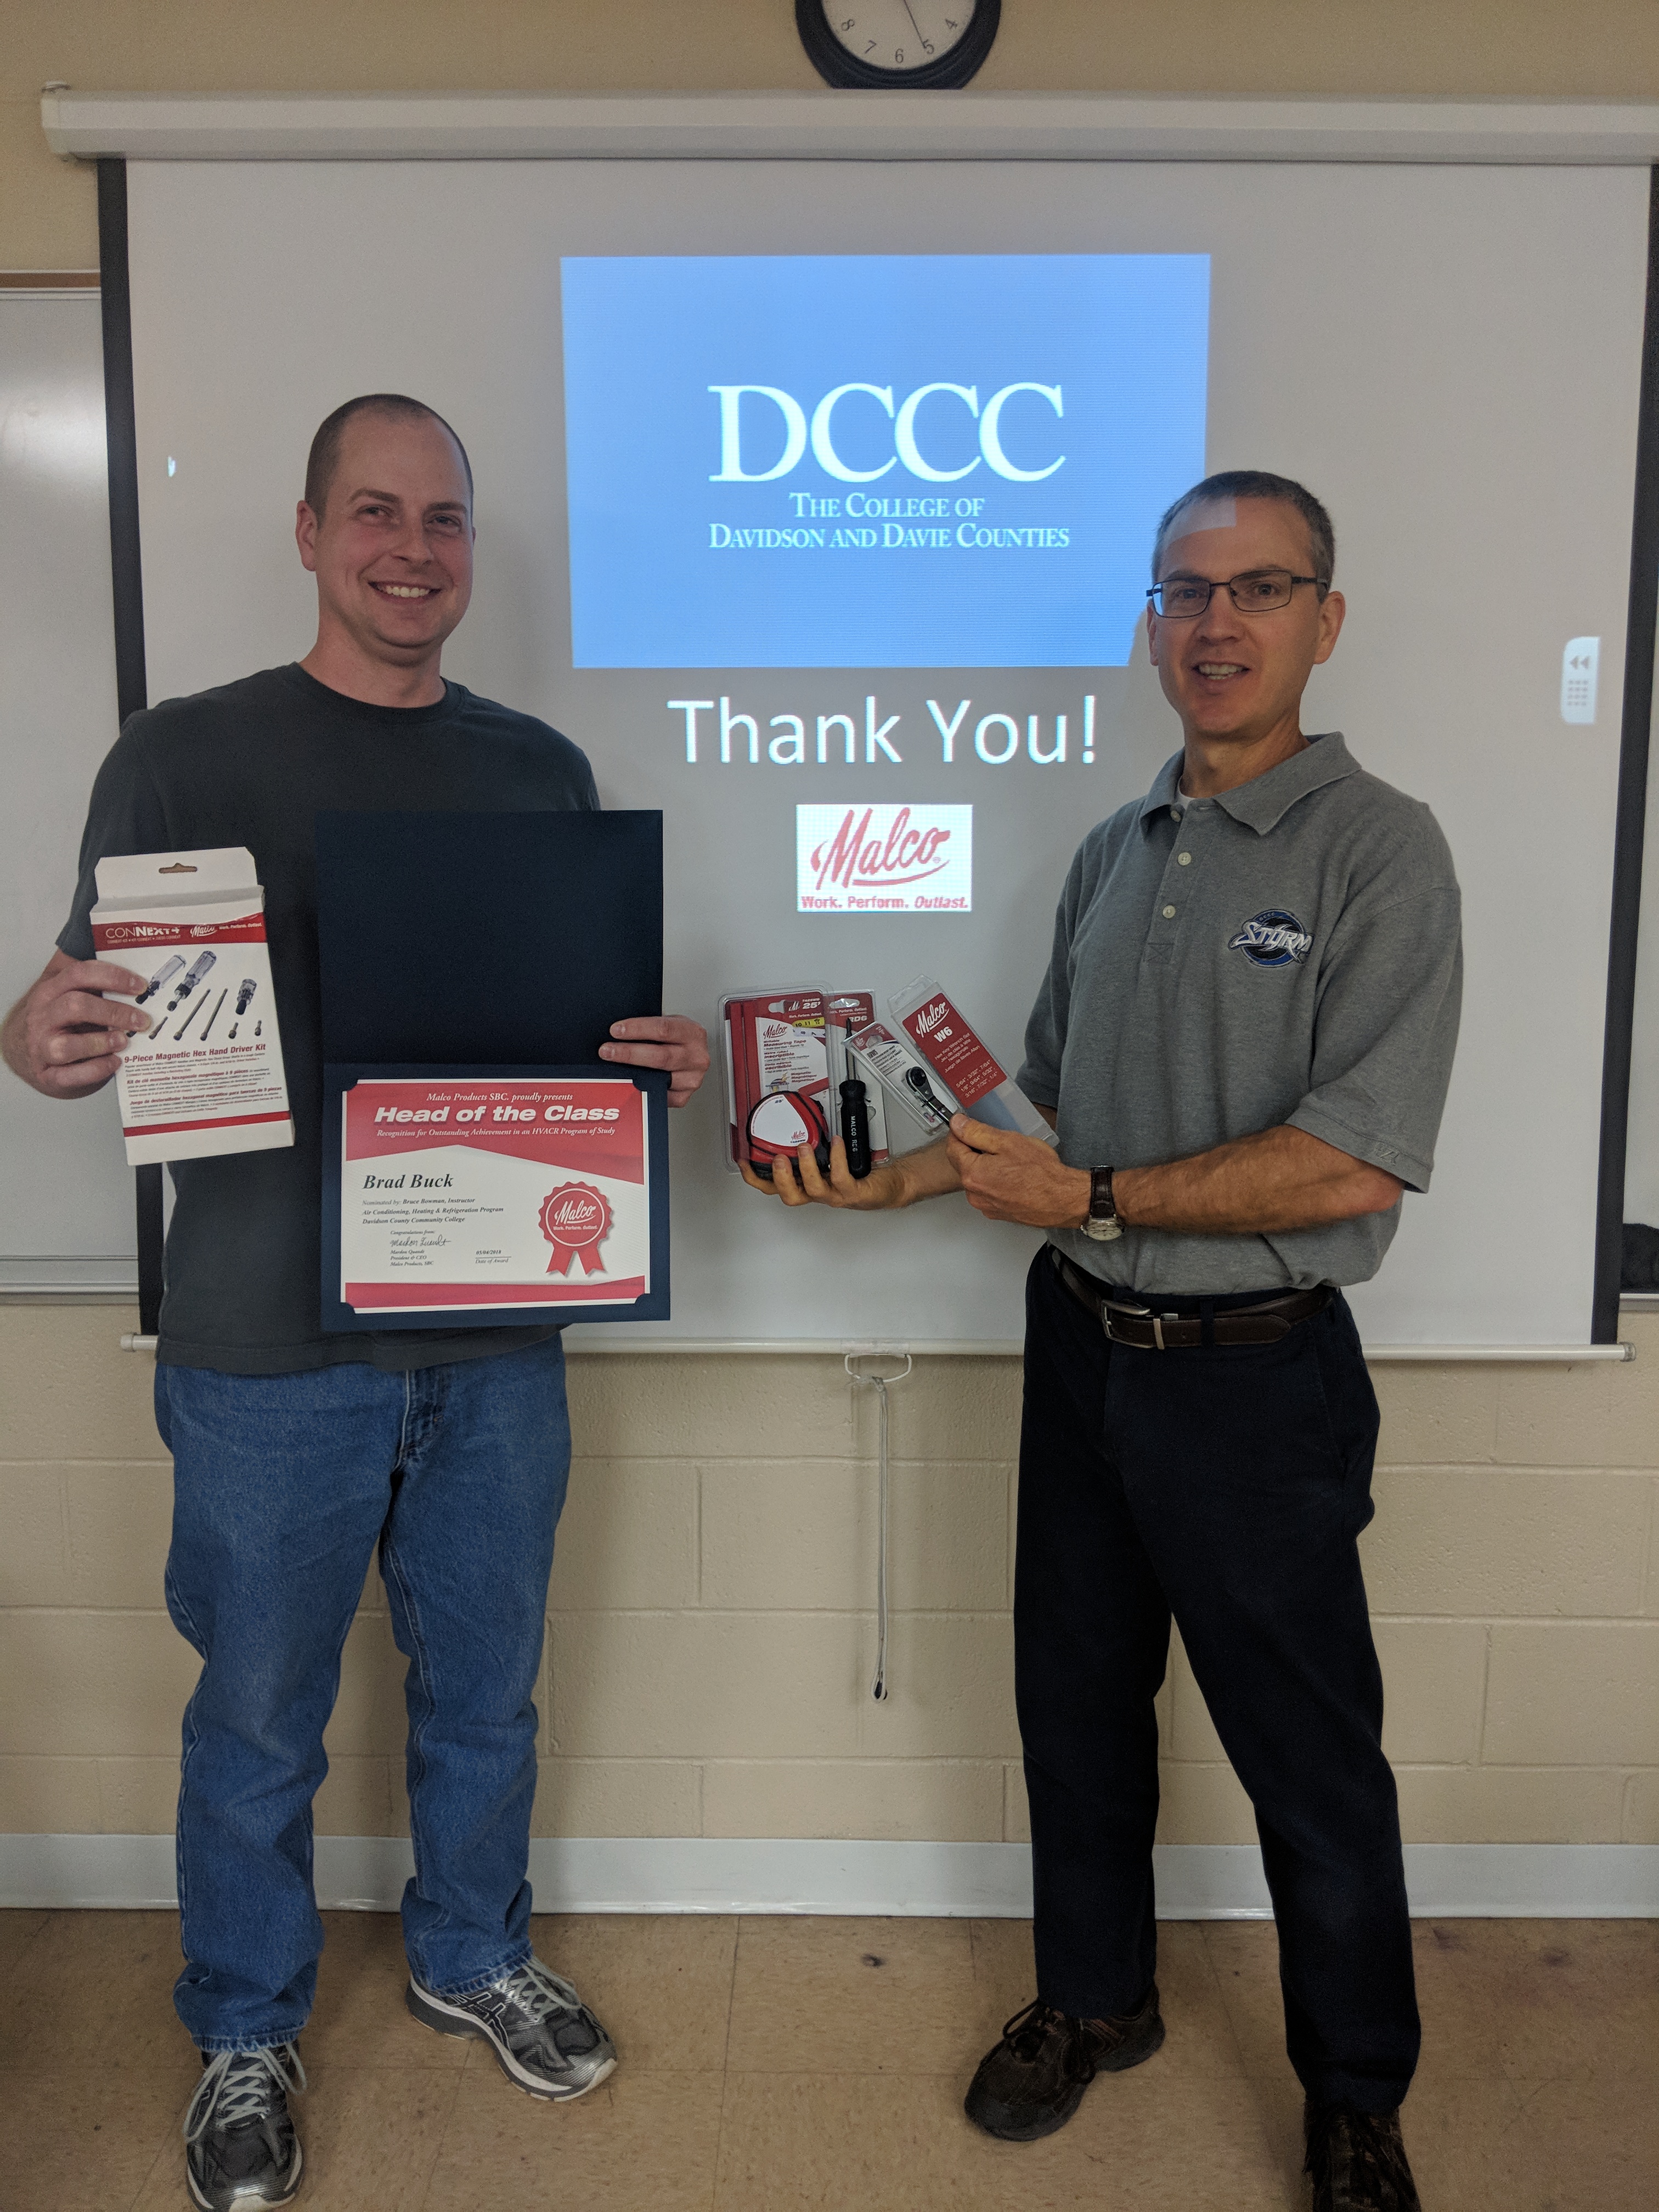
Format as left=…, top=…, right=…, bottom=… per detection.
left=183, top=2044, right=305, bottom=2210
left=1305, top=2100, right=1422, bottom=2211
left=963, top=1984, right=1165, bottom=2142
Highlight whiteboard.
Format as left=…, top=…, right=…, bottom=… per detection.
left=0, top=292, right=136, bottom=1290
left=111, top=159, right=1647, bottom=1345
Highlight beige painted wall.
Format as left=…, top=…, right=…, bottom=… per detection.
left=3, top=2, right=1658, bottom=1851
left=5, top=1, right=1659, bottom=268
left=2, top=1309, right=1657, bottom=1844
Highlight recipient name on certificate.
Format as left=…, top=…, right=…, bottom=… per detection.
left=340, top=1077, right=650, bottom=1314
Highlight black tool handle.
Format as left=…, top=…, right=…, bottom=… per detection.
left=839, top=1079, right=873, bottom=1179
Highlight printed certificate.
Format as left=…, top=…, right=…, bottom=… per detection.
left=338, top=1076, right=651, bottom=1314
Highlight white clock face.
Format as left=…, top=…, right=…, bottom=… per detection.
left=823, top=0, right=978, bottom=75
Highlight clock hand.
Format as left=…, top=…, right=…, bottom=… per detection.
left=899, top=0, right=927, bottom=44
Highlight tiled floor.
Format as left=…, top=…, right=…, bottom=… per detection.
left=0, top=1908, right=1653, bottom=2210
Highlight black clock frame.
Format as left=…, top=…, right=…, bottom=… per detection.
left=795, top=0, right=1001, bottom=92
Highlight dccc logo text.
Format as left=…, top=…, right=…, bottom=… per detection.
left=709, top=382, right=1065, bottom=486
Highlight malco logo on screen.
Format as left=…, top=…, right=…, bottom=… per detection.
left=810, top=807, right=952, bottom=891
left=795, top=803, right=974, bottom=915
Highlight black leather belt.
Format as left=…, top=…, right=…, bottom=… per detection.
left=1053, top=1249, right=1333, bottom=1349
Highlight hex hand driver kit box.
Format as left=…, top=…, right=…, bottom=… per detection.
left=92, top=845, right=293, bottom=1165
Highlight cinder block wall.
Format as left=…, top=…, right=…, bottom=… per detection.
left=4, top=2, right=1659, bottom=1850
left=2, top=1306, right=1655, bottom=1846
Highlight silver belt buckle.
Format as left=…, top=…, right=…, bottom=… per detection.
left=1102, top=1295, right=1150, bottom=1347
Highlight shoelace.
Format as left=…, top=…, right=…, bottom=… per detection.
left=495, top=1956, right=585, bottom=2024
left=184, top=2044, right=307, bottom=2145
left=998, top=2000, right=1096, bottom=2085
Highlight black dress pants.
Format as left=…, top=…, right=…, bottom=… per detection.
left=1015, top=1248, right=1420, bottom=2113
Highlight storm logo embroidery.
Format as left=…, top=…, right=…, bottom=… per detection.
left=1228, top=910, right=1312, bottom=967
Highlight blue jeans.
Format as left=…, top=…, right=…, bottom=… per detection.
left=154, top=1339, right=571, bottom=2053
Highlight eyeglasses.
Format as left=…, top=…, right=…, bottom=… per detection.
left=1146, top=569, right=1325, bottom=619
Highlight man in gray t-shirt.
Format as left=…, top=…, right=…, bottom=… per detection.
left=4, top=396, right=710, bottom=2212
left=749, top=471, right=1458, bottom=2212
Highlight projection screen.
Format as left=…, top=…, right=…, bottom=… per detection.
left=120, top=156, right=1650, bottom=1347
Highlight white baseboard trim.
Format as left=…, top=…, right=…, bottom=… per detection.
left=3, top=1835, right=1656, bottom=1918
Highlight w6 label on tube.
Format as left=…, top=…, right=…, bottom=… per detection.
left=887, top=973, right=1055, bottom=1144
left=897, top=990, right=1006, bottom=1109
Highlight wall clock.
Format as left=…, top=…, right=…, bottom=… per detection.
left=795, top=0, right=1002, bottom=91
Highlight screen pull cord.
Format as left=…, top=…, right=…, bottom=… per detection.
left=845, top=1350, right=912, bottom=1702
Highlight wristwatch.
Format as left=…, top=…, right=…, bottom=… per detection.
left=1081, top=1165, right=1123, bottom=1242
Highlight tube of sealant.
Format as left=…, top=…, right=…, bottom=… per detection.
left=136, top=955, right=183, bottom=1005
left=888, top=974, right=1055, bottom=1144
left=165, top=949, right=217, bottom=1011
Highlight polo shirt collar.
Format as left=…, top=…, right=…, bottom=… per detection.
left=1138, top=731, right=1357, bottom=839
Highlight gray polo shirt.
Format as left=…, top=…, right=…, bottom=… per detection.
left=1018, top=731, right=1462, bottom=1294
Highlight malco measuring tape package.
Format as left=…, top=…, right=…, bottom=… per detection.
left=721, top=975, right=1048, bottom=1181
left=91, top=845, right=293, bottom=1165
left=720, top=988, right=834, bottom=1175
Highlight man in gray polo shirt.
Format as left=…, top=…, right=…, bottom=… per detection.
left=747, top=470, right=1459, bottom=2212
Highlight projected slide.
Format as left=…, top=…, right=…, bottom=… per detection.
left=561, top=254, right=1209, bottom=670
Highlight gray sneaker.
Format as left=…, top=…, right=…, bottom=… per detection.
left=183, top=2043, right=306, bottom=2210
left=406, top=1954, right=617, bottom=2100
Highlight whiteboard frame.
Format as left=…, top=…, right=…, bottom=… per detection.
left=40, top=89, right=1659, bottom=167
left=43, top=93, right=1659, bottom=1350
left=1593, top=173, right=1659, bottom=1339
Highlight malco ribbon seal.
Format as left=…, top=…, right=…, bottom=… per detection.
left=539, top=1182, right=612, bottom=1276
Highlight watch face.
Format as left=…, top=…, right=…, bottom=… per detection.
left=825, top=0, right=978, bottom=76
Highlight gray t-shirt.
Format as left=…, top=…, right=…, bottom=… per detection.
left=1018, top=732, right=1462, bottom=1294
left=59, top=662, right=600, bottom=1374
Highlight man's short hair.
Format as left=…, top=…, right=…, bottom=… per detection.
left=1152, top=469, right=1335, bottom=589
left=303, top=394, right=474, bottom=517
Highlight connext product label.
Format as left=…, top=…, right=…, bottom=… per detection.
left=796, top=803, right=972, bottom=913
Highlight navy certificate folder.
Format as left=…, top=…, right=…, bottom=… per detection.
left=316, top=811, right=668, bottom=1330
left=315, top=809, right=663, bottom=1063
